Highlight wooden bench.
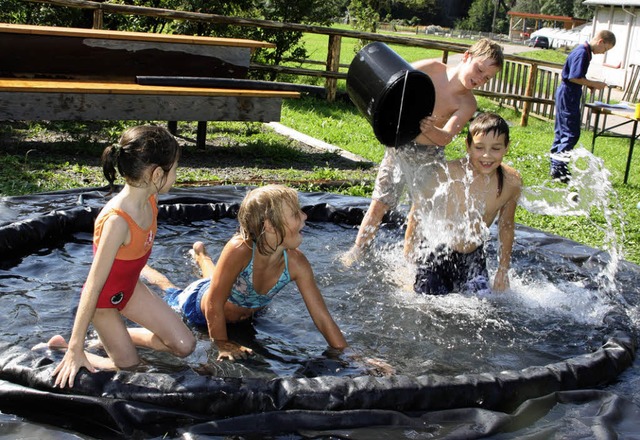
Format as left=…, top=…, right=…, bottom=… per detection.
left=0, top=23, right=299, bottom=147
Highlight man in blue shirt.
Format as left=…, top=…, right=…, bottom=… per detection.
left=550, top=30, right=616, bottom=183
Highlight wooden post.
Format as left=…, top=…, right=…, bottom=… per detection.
left=92, top=6, right=103, bottom=29
left=520, top=63, right=537, bottom=127
left=325, top=34, right=341, bottom=102
left=197, top=121, right=207, bottom=149
left=442, top=50, right=449, bottom=64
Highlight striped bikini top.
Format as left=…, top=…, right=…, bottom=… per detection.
left=227, top=243, right=291, bottom=309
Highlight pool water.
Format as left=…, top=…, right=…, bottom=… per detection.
left=1, top=187, right=639, bottom=439
left=0, top=216, right=625, bottom=380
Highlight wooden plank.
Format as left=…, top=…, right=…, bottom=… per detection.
left=0, top=32, right=254, bottom=80
left=0, top=79, right=300, bottom=98
left=0, top=91, right=288, bottom=122
left=0, top=23, right=275, bottom=49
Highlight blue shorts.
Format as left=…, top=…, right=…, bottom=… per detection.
left=165, top=278, right=210, bottom=327
left=414, top=245, right=489, bottom=295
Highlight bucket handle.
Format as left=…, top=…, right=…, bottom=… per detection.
left=394, top=70, right=410, bottom=148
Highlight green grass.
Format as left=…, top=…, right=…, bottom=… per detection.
left=0, top=118, right=377, bottom=194
left=514, top=47, right=568, bottom=64
left=299, top=26, right=461, bottom=70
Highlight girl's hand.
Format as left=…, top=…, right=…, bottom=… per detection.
left=52, top=349, right=96, bottom=388
left=215, top=340, right=253, bottom=361
left=361, top=357, right=395, bottom=376
left=339, top=347, right=395, bottom=377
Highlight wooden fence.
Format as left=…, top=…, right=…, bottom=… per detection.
left=22, top=0, right=570, bottom=126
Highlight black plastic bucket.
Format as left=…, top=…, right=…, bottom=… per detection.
left=347, top=42, right=436, bottom=147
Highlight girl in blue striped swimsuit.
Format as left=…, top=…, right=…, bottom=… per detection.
left=143, top=185, right=348, bottom=361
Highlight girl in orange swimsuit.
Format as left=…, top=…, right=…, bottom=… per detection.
left=47, top=125, right=195, bottom=388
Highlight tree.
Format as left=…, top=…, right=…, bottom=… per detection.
left=0, top=0, right=92, bottom=28
left=513, top=0, right=592, bottom=18
left=390, top=0, right=439, bottom=24
left=511, top=0, right=544, bottom=13
left=457, top=0, right=509, bottom=33
left=348, top=0, right=380, bottom=33
left=572, top=0, right=592, bottom=19
left=540, top=0, right=572, bottom=17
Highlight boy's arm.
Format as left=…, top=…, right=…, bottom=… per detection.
left=493, top=175, right=522, bottom=292
left=404, top=204, right=418, bottom=261
left=291, top=250, right=348, bottom=349
left=568, top=77, right=607, bottom=91
left=411, top=58, right=476, bottom=146
left=418, top=97, right=477, bottom=147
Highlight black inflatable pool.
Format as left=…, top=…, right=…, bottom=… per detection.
left=0, top=186, right=637, bottom=439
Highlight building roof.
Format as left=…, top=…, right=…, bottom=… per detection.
left=506, top=11, right=586, bottom=22
left=582, top=0, right=640, bottom=5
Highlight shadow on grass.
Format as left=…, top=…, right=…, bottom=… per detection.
left=0, top=120, right=373, bottom=173
left=0, top=120, right=376, bottom=196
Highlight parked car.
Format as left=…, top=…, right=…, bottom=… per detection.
left=527, top=36, right=550, bottom=49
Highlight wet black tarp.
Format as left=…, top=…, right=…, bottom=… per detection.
left=0, top=186, right=638, bottom=439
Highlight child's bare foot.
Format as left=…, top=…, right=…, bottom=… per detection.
left=32, top=334, right=68, bottom=351
left=190, top=241, right=215, bottom=278
left=189, top=241, right=207, bottom=260
left=47, top=334, right=69, bottom=349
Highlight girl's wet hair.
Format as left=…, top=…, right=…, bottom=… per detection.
left=466, top=112, right=509, bottom=197
left=101, top=125, right=180, bottom=190
left=237, top=185, right=301, bottom=255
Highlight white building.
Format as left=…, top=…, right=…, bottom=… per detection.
left=582, top=0, right=640, bottom=88
left=530, top=24, right=592, bottom=49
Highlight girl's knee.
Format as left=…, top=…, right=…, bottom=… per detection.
left=111, top=352, right=141, bottom=370
left=115, top=359, right=141, bottom=370
left=171, top=333, right=196, bottom=358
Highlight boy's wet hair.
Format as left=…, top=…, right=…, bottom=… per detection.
left=237, top=184, right=301, bottom=255
left=466, top=112, right=510, bottom=197
left=466, top=112, right=510, bottom=147
left=467, top=38, right=504, bottom=69
left=102, top=125, right=180, bottom=190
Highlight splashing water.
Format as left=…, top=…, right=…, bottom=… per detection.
left=389, top=145, right=625, bottom=298
left=519, top=147, right=625, bottom=293
left=396, top=151, right=495, bottom=273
